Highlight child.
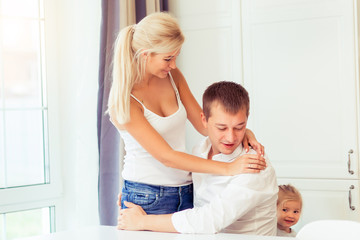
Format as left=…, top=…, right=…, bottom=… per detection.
left=277, top=184, right=302, bottom=237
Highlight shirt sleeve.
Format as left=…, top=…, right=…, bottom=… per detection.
left=171, top=159, right=277, bottom=234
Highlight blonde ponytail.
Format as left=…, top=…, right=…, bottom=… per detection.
left=108, top=25, right=136, bottom=124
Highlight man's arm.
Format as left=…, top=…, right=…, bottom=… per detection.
left=118, top=160, right=277, bottom=234
left=172, top=162, right=278, bottom=234
left=117, top=201, right=177, bottom=232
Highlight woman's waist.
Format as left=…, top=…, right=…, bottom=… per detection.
left=122, top=161, right=192, bottom=186
left=123, top=179, right=193, bottom=193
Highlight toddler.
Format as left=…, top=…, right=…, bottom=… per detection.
left=277, top=184, right=302, bottom=237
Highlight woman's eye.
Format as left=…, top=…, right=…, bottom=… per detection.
left=235, top=127, right=244, bottom=131
left=218, top=128, right=226, bottom=131
left=164, top=58, right=171, bottom=62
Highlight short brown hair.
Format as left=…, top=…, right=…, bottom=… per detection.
left=202, top=81, right=250, bottom=120
left=277, top=184, right=303, bottom=209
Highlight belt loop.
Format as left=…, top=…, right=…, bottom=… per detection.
left=159, top=186, right=164, bottom=197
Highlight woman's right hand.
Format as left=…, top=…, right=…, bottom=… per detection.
left=227, top=154, right=267, bottom=175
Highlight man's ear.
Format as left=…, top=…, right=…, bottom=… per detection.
left=200, top=112, right=207, bottom=128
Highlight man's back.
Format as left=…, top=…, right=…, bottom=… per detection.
left=172, top=137, right=278, bottom=234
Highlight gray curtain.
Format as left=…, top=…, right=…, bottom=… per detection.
left=97, top=0, right=169, bottom=226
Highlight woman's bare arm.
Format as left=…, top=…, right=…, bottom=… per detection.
left=171, top=68, right=206, bottom=136
left=110, top=99, right=265, bottom=175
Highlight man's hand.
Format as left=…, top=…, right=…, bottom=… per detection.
left=117, top=193, right=122, bottom=208
left=117, top=201, right=147, bottom=231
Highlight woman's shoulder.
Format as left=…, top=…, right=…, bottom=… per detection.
left=170, top=68, right=185, bottom=86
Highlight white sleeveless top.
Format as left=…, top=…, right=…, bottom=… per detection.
left=119, top=74, right=192, bottom=186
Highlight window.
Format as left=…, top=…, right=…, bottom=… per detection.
left=0, top=0, right=61, bottom=239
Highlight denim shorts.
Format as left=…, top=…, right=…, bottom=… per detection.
left=121, top=180, right=193, bottom=214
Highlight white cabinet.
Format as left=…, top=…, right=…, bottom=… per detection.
left=241, top=0, right=360, bottom=229
left=241, top=0, right=359, bottom=180
left=277, top=179, right=360, bottom=232
left=168, top=0, right=243, bottom=151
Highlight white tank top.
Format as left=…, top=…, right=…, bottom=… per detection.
left=119, top=74, right=192, bottom=186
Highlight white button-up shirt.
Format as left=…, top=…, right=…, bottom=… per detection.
left=171, top=137, right=278, bottom=235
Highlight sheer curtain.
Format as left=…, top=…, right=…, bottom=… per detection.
left=97, top=0, right=169, bottom=226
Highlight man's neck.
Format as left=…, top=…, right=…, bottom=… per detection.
left=207, top=148, right=214, bottom=160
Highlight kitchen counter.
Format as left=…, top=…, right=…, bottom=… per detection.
left=17, top=225, right=297, bottom=240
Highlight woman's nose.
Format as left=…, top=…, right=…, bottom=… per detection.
left=169, top=59, right=177, bottom=69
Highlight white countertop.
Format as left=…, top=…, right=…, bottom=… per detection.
left=17, top=225, right=297, bottom=240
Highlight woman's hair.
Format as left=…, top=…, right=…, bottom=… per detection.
left=277, top=184, right=303, bottom=209
left=202, top=81, right=250, bottom=120
left=107, top=12, right=185, bottom=124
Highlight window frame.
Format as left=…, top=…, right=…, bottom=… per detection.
left=0, top=0, right=62, bottom=232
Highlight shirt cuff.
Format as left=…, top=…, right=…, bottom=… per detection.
left=171, top=210, right=192, bottom=233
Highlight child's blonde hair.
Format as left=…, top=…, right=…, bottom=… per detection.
left=107, top=12, right=185, bottom=124
left=277, top=184, right=302, bottom=209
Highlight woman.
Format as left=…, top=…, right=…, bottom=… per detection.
left=108, top=12, right=266, bottom=214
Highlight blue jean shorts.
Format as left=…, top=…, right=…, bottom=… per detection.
left=121, top=180, right=193, bottom=214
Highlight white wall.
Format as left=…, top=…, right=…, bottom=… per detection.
left=53, top=0, right=101, bottom=230
left=168, top=0, right=242, bottom=152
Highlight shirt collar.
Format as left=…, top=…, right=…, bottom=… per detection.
left=199, top=137, right=244, bottom=163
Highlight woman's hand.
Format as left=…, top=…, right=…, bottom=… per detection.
left=117, top=193, right=122, bottom=208
left=117, top=201, right=147, bottom=231
left=227, top=153, right=267, bottom=175
left=243, top=129, right=264, bottom=156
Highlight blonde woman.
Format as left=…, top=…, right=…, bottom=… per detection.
left=108, top=12, right=266, bottom=214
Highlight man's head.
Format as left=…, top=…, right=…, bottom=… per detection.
left=201, top=81, right=250, bottom=157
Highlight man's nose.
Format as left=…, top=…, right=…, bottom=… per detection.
left=226, top=130, right=236, bottom=142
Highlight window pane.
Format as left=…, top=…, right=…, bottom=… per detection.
left=5, top=207, right=52, bottom=240
left=0, top=214, right=4, bottom=240
left=1, top=0, right=39, bottom=18
left=2, top=18, right=43, bottom=108
left=0, top=78, right=3, bottom=107
left=0, top=110, right=5, bottom=188
left=5, top=110, right=46, bottom=187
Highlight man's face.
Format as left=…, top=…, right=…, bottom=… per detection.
left=202, top=102, right=248, bottom=157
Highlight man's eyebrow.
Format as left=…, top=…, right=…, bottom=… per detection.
left=215, top=122, right=246, bottom=127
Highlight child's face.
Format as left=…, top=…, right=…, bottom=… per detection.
left=277, top=200, right=301, bottom=230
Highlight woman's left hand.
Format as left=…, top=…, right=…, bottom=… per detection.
left=243, top=129, right=264, bottom=156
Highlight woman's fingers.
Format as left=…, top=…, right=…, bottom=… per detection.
left=242, top=137, right=250, bottom=153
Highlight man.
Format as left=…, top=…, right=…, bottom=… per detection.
left=118, top=81, right=278, bottom=235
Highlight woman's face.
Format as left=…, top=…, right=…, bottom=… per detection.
left=145, top=49, right=180, bottom=79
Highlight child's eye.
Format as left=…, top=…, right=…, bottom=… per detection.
left=282, top=208, right=288, bottom=212
left=294, top=210, right=300, bottom=214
